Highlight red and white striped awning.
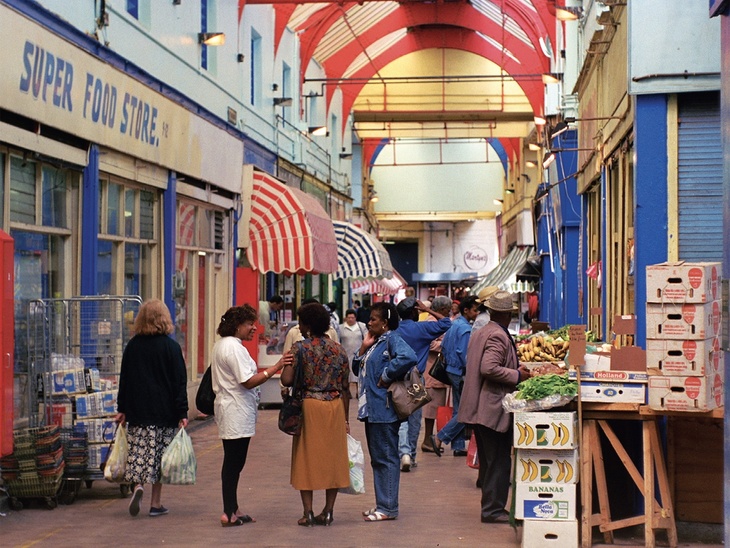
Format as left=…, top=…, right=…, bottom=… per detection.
left=350, top=269, right=407, bottom=296
left=247, top=171, right=338, bottom=275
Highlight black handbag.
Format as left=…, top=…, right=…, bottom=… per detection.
left=428, top=352, right=452, bottom=386
left=278, top=352, right=304, bottom=436
left=195, top=365, right=215, bottom=416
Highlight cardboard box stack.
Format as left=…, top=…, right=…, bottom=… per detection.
left=567, top=322, right=648, bottom=403
left=646, top=262, right=724, bottom=412
left=44, top=353, right=119, bottom=472
left=514, top=411, right=579, bottom=548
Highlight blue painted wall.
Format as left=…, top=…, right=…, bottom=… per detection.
left=80, top=145, right=99, bottom=296
left=634, top=94, right=669, bottom=346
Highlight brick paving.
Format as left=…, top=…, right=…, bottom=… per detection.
left=0, top=401, right=722, bottom=547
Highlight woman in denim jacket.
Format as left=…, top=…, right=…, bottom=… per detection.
left=352, top=301, right=417, bottom=522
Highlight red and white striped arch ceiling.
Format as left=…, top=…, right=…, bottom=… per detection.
left=239, top=0, right=562, bottom=161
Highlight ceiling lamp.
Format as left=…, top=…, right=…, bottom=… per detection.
left=198, top=32, right=226, bottom=46
left=542, top=152, right=556, bottom=169
left=555, top=6, right=584, bottom=21
left=273, top=97, right=293, bottom=107
left=525, top=160, right=538, bottom=168
left=534, top=116, right=547, bottom=126
left=308, top=126, right=328, bottom=136
left=528, top=143, right=541, bottom=151
left=542, top=73, right=562, bottom=84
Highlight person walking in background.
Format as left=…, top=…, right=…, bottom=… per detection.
left=470, top=286, right=499, bottom=334
left=116, top=299, right=189, bottom=518
left=352, top=302, right=417, bottom=522
left=450, top=299, right=461, bottom=320
left=431, top=295, right=480, bottom=457
left=458, top=291, right=530, bottom=523
left=211, top=305, right=293, bottom=527
left=325, top=301, right=341, bottom=338
left=339, top=308, right=368, bottom=397
left=395, top=297, right=451, bottom=471
left=282, top=298, right=339, bottom=353
left=355, top=299, right=371, bottom=324
left=258, top=295, right=284, bottom=340
left=280, top=303, right=350, bottom=527
left=420, top=295, right=452, bottom=454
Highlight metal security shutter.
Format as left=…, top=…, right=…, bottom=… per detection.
left=677, top=92, right=722, bottom=262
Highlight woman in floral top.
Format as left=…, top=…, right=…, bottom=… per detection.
left=280, top=302, right=350, bottom=527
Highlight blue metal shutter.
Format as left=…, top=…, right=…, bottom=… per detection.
left=677, top=92, right=722, bottom=262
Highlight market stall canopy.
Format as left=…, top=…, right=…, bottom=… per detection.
left=350, top=269, right=407, bottom=295
left=471, top=246, right=533, bottom=294
left=247, top=171, right=338, bottom=275
left=333, top=221, right=393, bottom=280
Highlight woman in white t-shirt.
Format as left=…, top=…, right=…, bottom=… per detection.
left=211, top=304, right=292, bottom=527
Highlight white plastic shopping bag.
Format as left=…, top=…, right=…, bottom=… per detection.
left=339, top=434, right=365, bottom=495
left=160, top=428, right=197, bottom=485
left=104, top=424, right=128, bottom=483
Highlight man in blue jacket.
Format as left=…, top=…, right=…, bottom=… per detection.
left=395, top=297, right=451, bottom=471
left=431, top=295, right=480, bottom=456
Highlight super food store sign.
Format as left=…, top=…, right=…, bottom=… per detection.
left=0, top=4, right=243, bottom=192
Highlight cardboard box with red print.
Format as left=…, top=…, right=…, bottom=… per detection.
left=646, top=262, right=721, bottom=304
left=648, top=371, right=724, bottom=412
left=646, top=301, right=722, bottom=340
left=646, top=337, right=722, bottom=376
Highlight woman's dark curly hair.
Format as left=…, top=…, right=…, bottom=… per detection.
left=217, top=304, right=258, bottom=337
left=371, top=302, right=399, bottom=331
left=297, top=302, right=330, bottom=338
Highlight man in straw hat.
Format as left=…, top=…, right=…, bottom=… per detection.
left=471, top=286, right=499, bottom=334
left=457, top=290, right=530, bottom=523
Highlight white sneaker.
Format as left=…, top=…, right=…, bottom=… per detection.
left=400, top=454, right=411, bottom=472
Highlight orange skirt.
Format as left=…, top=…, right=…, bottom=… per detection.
left=290, top=398, right=350, bottom=491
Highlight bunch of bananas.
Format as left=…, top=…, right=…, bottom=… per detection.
left=517, top=335, right=569, bottom=363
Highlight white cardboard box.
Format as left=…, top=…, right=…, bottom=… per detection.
left=646, top=262, right=721, bottom=304
left=75, top=418, right=116, bottom=443
left=516, top=448, right=579, bottom=484
left=569, top=367, right=648, bottom=383
left=522, top=519, right=578, bottom=548
left=513, top=412, right=577, bottom=450
left=646, top=301, right=722, bottom=340
left=648, top=372, right=724, bottom=412
left=515, top=482, right=577, bottom=520
left=579, top=381, right=646, bottom=404
left=646, top=337, right=722, bottom=376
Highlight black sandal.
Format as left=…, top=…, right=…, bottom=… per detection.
left=298, top=511, right=315, bottom=527
left=221, top=514, right=254, bottom=527
left=314, top=510, right=333, bottom=526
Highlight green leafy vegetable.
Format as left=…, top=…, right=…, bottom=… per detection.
left=515, top=373, right=577, bottom=400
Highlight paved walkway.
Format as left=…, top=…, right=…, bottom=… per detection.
left=1, top=402, right=722, bottom=547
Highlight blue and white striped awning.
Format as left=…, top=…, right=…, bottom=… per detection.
left=333, top=221, right=394, bottom=280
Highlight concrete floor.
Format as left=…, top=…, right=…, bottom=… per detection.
left=0, top=402, right=723, bottom=547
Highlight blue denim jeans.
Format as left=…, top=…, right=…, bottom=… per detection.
left=365, top=420, right=401, bottom=517
left=397, top=407, right=422, bottom=460
left=436, top=372, right=465, bottom=451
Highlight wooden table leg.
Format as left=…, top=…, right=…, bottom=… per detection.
left=648, top=421, right=678, bottom=548
left=592, top=423, right=614, bottom=544
left=643, top=421, right=656, bottom=548
left=581, top=420, right=594, bottom=548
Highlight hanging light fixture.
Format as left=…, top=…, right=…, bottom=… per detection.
left=198, top=32, right=226, bottom=46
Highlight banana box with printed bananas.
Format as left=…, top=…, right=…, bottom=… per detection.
left=513, top=411, right=577, bottom=450
left=516, top=448, right=579, bottom=484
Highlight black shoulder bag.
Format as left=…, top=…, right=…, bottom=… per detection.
left=278, top=348, right=304, bottom=435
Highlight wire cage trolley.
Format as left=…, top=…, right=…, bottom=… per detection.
left=25, top=296, right=142, bottom=500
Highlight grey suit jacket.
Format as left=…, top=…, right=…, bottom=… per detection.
left=457, top=321, right=520, bottom=433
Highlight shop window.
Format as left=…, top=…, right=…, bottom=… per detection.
left=41, top=166, right=67, bottom=228
left=98, top=175, right=159, bottom=299
left=10, top=157, right=36, bottom=225
left=140, top=190, right=154, bottom=239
